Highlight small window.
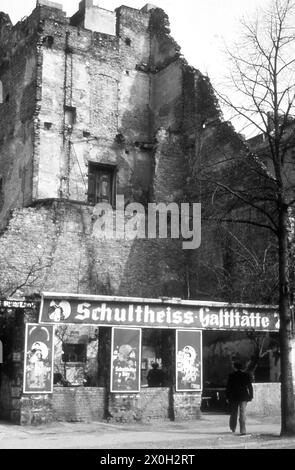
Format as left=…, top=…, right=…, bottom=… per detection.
left=43, top=35, right=54, bottom=49
left=65, top=106, right=76, bottom=126
left=88, top=163, right=116, bottom=206
left=125, top=37, right=131, bottom=46
left=62, top=343, right=86, bottom=363
left=44, top=122, right=53, bottom=130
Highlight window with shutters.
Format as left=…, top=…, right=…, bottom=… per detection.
left=88, top=163, right=116, bottom=207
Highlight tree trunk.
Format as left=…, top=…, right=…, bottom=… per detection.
left=278, top=203, right=295, bottom=436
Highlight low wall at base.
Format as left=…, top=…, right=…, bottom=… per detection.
left=173, top=391, right=202, bottom=420
left=20, top=395, right=55, bottom=425
left=247, top=383, right=281, bottom=416
left=52, top=387, right=105, bottom=422
left=108, top=388, right=171, bottom=423
left=17, top=387, right=203, bottom=424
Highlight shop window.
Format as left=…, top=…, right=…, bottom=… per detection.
left=62, top=343, right=87, bottom=363
left=141, top=329, right=173, bottom=388
left=88, top=163, right=116, bottom=206
left=65, top=106, right=76, bottom=126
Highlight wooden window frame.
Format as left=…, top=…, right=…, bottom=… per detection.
left=87, top=162, right=117, bottom=208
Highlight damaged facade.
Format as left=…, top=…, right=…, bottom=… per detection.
left=0, top=0, right=280, bottom=425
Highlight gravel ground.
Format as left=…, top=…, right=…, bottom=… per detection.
left=0, top=413, right=294, bottom=449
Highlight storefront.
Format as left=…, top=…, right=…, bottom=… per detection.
left=0, top=294, right=280, bottom=425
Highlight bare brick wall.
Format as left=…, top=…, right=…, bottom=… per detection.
left=20, top=394, right=55, bottom=425
left=173, top=392, right=202, bottom=420
left=108, top=388, right=171, bottom=423
left=0, top=202, right=187, bottom=299
left=0, top=1, right=277, bottom=426
left=0, top=0, right=257, bottom=307
left=52, top=387, right=105, bottom=422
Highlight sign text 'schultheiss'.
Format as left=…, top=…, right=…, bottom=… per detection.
left=40, top=298, right=280, bottom=331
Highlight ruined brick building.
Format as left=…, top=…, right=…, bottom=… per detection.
left=0, top=0, right=280, bottom=424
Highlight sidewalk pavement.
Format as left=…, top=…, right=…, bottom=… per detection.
left=0, top=413, right=294, bottom=449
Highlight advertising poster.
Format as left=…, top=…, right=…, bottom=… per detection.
left=23, top=324, right=55, bottom=394
left=176, top=329, right=202, bottom=392
left=111, top=327, right=141, bottom=393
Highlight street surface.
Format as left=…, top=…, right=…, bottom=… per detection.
left=0, top=413, right=294, bottom=449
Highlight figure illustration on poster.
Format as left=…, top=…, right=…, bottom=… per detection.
left=26, top=340, right=51, bottom=389
left=112, top=343, right=137, bottom=390
left=24, top=324, right=54, bottom=393
left=177, top=344, right=201, bottom=389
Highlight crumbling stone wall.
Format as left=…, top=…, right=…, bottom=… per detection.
left=0, top=0, right=278, bottom=425
left=0, top=202, right=187, bottom=299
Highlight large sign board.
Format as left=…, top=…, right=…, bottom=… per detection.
left=110, top=327, right=141, bottom=393
left=23, top=324, right=55, bottom=394
left=39, top=293, right=280, bottom=331
left=176, top=330, right=202, bottom=392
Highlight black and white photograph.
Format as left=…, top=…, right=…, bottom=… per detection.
left=0, top=0, right=294, bottom=455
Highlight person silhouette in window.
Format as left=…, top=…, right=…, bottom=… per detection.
left=147, top=362, right=165, bottom=387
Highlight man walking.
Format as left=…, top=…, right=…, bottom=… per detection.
left=226, top=361, right=253, bottom=435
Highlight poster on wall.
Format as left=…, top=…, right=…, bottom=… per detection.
left=176, top=329, right=202, bottom=392
left=111, top=327, right=141, bottom=393
left=23, top=324, right=55, bottom=394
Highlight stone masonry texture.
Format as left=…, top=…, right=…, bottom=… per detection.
left=0, top=1, right=276, bottom=424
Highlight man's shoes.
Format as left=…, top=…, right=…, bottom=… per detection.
left=230, top=428, right=236, bottom=433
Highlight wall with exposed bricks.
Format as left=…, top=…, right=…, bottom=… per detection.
left=0, top=0, right=274, bottom=426
left=52, top=387, right=105, bottom=422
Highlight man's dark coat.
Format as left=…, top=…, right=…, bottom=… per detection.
left=226, top=370, right=253, bottom=402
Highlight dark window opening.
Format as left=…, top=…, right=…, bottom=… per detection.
left=44, top=122, right=53, bottom=130
left=115, top=133, right=125, bottom=144
left=65, top=106, right=76, bottom=126
left=141, top=329, right=173, bottom=388
left=62, top=343, right=87, bottom=363
left=5, top=94, right=9, bottom=103
left=83, top=130, right=91, bottom=138
left=125, top=37, right=131, bottom=46
left=43, top=35, right=54, bottom=48
left=88, top=163, right=116, bottom=207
